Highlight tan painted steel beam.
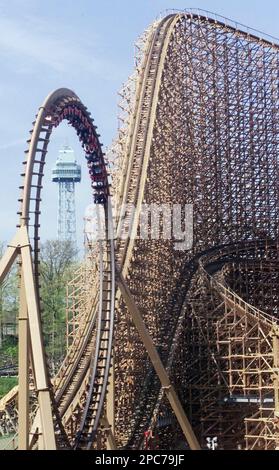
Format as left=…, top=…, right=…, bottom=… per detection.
left=19, top=226, right=56, bottom=450
left=21, top=88, right=77, bottom=223
left=106, top=360, right=115, bottom=438
left=0, top=227, right=56, bottom=449
left=18, top=271, right=29, bottom=450
left=102, top=414, right=117, bottom=450
left=0, top=231, right=22, bottom=283
left=116, top=271, right=201, bottom=450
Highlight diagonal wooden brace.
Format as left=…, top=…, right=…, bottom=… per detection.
left=116, top=270, right=201, bottom=450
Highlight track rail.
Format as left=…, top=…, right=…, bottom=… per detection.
left=116, top=15, right=176, bottom=274
left=111, top=13, right=279, bottom=448
left=18, top=88, right=115, bottom=448
left=1, top=10, right=279, bottom=450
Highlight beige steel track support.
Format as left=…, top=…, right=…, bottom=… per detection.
left=102, top=414, right=117, bottom=450
left=18, top=272, right=29, bottom=449
left=116, top=271, right=201, bottom=450
left=106, top=360, right=115, bottom=439
left=273, top=327, right=279, bottom=450
left=0, top=226, right=56, bottom=450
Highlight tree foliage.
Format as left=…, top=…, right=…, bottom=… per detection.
left=0, top=240, right=78, bottom=373
left=0, top=242, right=18, bottom=365
left=40, top=240, right=78, bottom=372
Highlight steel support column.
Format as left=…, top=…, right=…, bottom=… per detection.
left=18, top=272, right=29, bottom=450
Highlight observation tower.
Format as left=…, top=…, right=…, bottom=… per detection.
left=51, top=145, right=81, bottom=242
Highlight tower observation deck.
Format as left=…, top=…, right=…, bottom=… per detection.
left=51, top=145, right=81, bottom=242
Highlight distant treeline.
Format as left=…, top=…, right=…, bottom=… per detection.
left=0, top=240, right=78, bottom=375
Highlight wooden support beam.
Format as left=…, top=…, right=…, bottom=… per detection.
left=102, top=414, right=117, bottom=450
left=272, top=326, right=279, bottom=451
left=116, top=270, right=201, bottom=450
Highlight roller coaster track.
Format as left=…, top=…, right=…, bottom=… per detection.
left=1, top=10, right=279, bottom=450
left=110, top=12, right=279, bottom=449
left=0, top=88, right=116, bottom=449
left=31, top=92, right=115, bottom=450
left=115, top=11, right=279, bottom=274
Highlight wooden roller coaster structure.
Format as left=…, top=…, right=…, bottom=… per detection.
left=1, top=10, right=279, bottom=450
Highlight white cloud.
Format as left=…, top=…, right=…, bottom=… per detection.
left=0, top=14, right=120, bottom=79
left=0, top=139, right=26, bottom=151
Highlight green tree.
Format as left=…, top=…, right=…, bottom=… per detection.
left=0, top=242, right=18, bottom=365
left=0, top=240, right=78, bottom=373
left=40, top=240, right=78, bottom=373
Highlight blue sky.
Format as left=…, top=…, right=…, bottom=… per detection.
left=0, top=0, right=278, bottom=250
